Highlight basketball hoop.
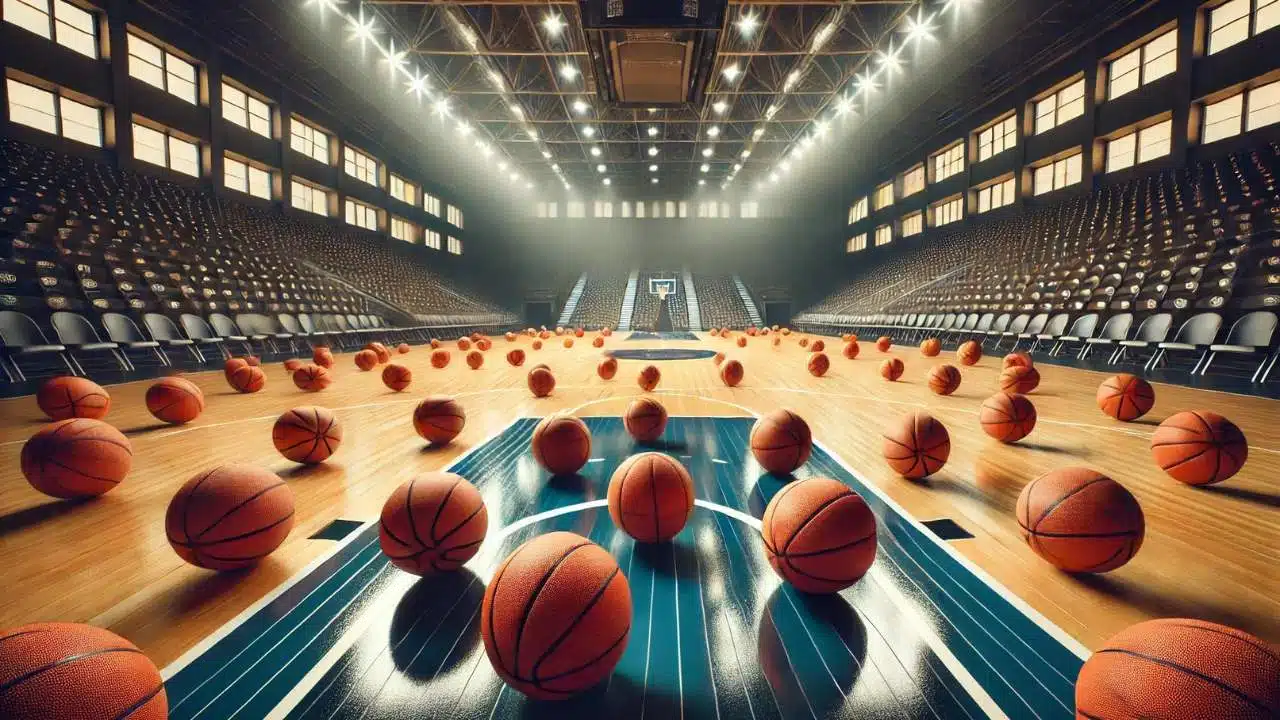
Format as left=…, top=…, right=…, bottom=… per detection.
left=657, top=288, right=669, bottom=303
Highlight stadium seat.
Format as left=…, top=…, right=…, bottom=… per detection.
left=1150, top=312, right=1224, bottom=374
left=179, top=314, right=230, bottom=360
left=1030, top=313, right=1072, bottom=353
left=102, top=312, right=168, bottom=368
left=1112, top=313, right=1173, bottom=367
left=51, top=311, right=129, bottom=373
left=0, top=310, right=74, bottom=381
left=144, top=313, right=204, bottom=364
left=1048, top=313, right=1100, bottom=357
left=1081, top=313, right=1134, bottom=360
left=1202, top=310, right=1279, bottom=381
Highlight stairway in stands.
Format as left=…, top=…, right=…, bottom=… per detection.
left=557, top=273, right=588, bottom=327
left=618, top=270, right=640, bottom=331
left=682, top=269, right=702, bottom=330
left=733, top=275, right=764, bottom=327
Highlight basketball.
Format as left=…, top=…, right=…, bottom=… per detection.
left=798, top=337, right=809, bottom=348
left=1096, top=374, right=1155, bottom=421
left=1000, top=365, right=1040, bottom=393
left=558, top=337, right=571, bottom=348
left=957, top=340, right=982, bottom=365
left=880, top=357, right=904, bottom=381
left=1150, top=411, right=1247, bottom=485
left=532, top=340, right=543, bottom=350
left=1003, top=351, right=1033, bottom=369
left=224, top=357, right=248, bottom=376
left=165, top=464, right=293, bottom=570
left=245, top=355, right=261, bottom=366
left=36, top=376, right=110, bottom=420
left=1016, top=467, right=1144, bottom=573
left=382, top=363, right=412, bottom=392
left=721, top=359, right=744, bottom=386
left=608, top=452, right=694, bottom=542
left=1075, top=618, right=1280, bottom=719
left=761, top=476, right=877, bottom=593
left=624, top=396, right=668, bottom=443
left=145, top=376, right=204, bottom=424
left=0, top=622, right=166, bottom=719
left=312, top=347, right=334, bottom=368
left=412, top=396, right=466, bottom=445
left=477, top=338, right=492, bottom=352
left=272, top=406, right=342, bottom=464
left=592, top=336, right=604, bottom=348
left=750, top=409, right=812, bottom=475
left=807, top=352, right=830, bottom=377
left=736, top=336, right=747, bottom=348
left=531, top=413, right=591, bottom=475
left=283, top=358, right=303, bottom=373
left=882, top=412, right=951, bottom=479
left=810, top=339, right=826, bottom=352
left=466, top=350, right=484, bottom=369
left=506, top=348, right=525, bottom=366
left=638, top=364, right=661, bottom=391
left=920, top=338, right=941, bottom=356
left=597, top=356, right=618, bottom=380
left=430, top=338, right=441, bottom=349
left=226, top=364, right=265, bottom=393
left=293, top=364, right=331, bottom=392
left=481, top=532, right=631, bottom=699
left=431, top=349, right=451, bottom=368
left=378, top=472, right=488, bottom=575
left=471, top=332, right=482, bottom=341
left=980, top=392, right=1037, bottom=443
left=397, top=343, right=410, bottom=354
left=373, top=345, right=392, bottom=364
left=713, top=351, right=725, bottom=365
left=458, top=337, right=472, bottom=351
left=574, top=327, right=584, bottom=337
left=528, top=367, right=556, bottom=397
left=876, top=336, right=891, bottom=352
left=21, top=419, right=132, bottom=499
left=772, top=336, right=781, bottom=347
left=354, top=349, right=378, bottom=370
left=928, top=364, right=962, bottom=395
left=842, top=341, right=859, bottom=359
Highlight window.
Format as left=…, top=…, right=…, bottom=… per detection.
left=1033, top=152, right=1083, bottom=195
left=635, top=201, right=645, bottom=218
left=547, top=202, right=559, bottom=218
left=932, top=143, right=964, bottom=182
left=1106, top=132, right=1138, bottom=173
left=1137, top=120, right=1172, bottom=163
left=1203, top=93, right=1244, bottom=142
left=4, top=0, right=98, bottom=58
left=1208, top=0, right=1249, bottom=54
left=425, top=230, right=442, bottom=250
left=6, top=78, right=102, bottom=147
left=290, top=117, right=329, bottom=164
left=679, top=201, right=689, bottom=218
left=567, top=201, right=586, bottom=218
left=901, top=212, right=923, bottom=238
left=1247, top=80, right=1280, bottom=130
left=447, top=205, right=464, bottom=228
left=874, top=182, right=894, bottom=210
left=223, top=156, right=271, bottom=200
left=133, top=122, right=199, bottom=176
left=343, top=146, right=378, bottom=186
left=1203, top=80, right=1280, bottom=142
left=741, top=202, right=759, bottom=218
left=291, top=179, right=329, bottom=216
left=847, top=233, right=867, bottom=253
left=593, top=201, right=612, bottom=218
left=933, top=196, right=963, bottom=227
left=902, top=165, right=925, bottom=197
left=345, top=198, right=378, bottom=231
left=977, top=177, right=1016, bottom=213
left=390, top=174, right=416, bottom=205
left=1108, top=30, right=1177, bottom=100
left=424, top=193, right=441, bottom=217
left=977, top=114, right=1017, bottom=162
left=221, top=82, right=271, bottom=137
left=128, top=34, right=196, bottom=104
left=391, top=217, right=417, bottom=243
left=1033, top=78, right=1085, bottom=134
left=447, top=237, right=462, bottom=255
left=847, top=196, right=867, bottom=224
left=874, top=224, right=893, bottom=247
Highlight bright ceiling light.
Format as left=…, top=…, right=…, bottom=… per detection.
left=405, top=72, right=430, bottom=99
left=560, top=63, right=579, bottom=80
left=498, top=161, right=509, bottom=171
left=603, top=178, right=612, bottom=186
left=479, top=143, right=493, bottom=157
left=722, top=64, right=741, bottom=82
left=707, top=126, right=721, bottom=138
left=509, top=103, right=523, bottom=117
left=581, top=125, right=596, bottom=137
left=551, top=163, right=560, bottom=171
left=433, top=98, right=451, bottom=117
left=812, top=23, right=835, bottom=51
left=784, top=70, right=800, bottom=92
left=348, top=10, right=377, bottom=45
left=647, top=107, right=658, bottom=114
left=733, top=163, right=742, bottom=171
left=702, top=147, right=714, bottom=158
left=769, top=172, right=779, bottom=183
left=780, top=160, right=791, bottom=173
left=649, top=164, right=658, bottom=172
left=596, top=164, right=606, bottom=173
left=647, top=126, right=659, bottom=137
left=736, top=12, right=759, bottom=36
left=541, top=150, right=552, bottom=159
left=590, top=146, right=602, bottom=157
left=855, top=70, right=880, bottom=94
left=741, top=150, right=751, bottom=159
left=765, top=104, right=779, bottom=119
left=525, top=182, right=533, bottom=189
left=542, top=14, right=566, bottom=35
left=712, top=100, right=728, bottom=114
left=904, top=10, right=936, bottom=43
left=651, top=177, right=659, bottom=184
left=835, top=96, right=854, bottom=115
left=753, top=127, right=765, bottom=139
left=878, top=49, right=902, bottom=72
left=572, top=99, right=590, bottom=114
left=455, top=122, right=472, bottom=136
left=699, top=179, right=707, bottom=186
left=510, top=172, right=520, bottom=182
left=700, top=163, right=710, bottom=172
left=648, top=146, right=659, bottom=156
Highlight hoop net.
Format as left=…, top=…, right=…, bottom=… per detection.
left=657, top=288, right=669, bottom=302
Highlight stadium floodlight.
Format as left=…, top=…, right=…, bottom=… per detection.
left=541, top=150, right=552, bottom=159
left=307, top=0, right=340, bottom=16
left=753, top=127, right=765, bottom=139
left=596, top=164, right=606, bottom=173
left=382, top=43, right=406, bottom=82
left=455, top=122, right=472, bottom=136
left=699, top=179, right=707, bottom=186
left=488, top=69, right=505, bottom=88
left=736, top=12, right=759, bottom=36
left=478, top=142, right=493, bottom=158
left=651, top=178, right=659, bottom=184
left=348, top=10, right=377, bottom=46
left=769, top=172, right=779, bottom=183
left=551, top=163, right=560, bottom=171
left=780, top=161, right=791, bottom=173
left=498, top=161, right=509, bottom=171
left=603, top=178, right=612, bottom=186
left=432, top=98, right=451, bottom=117
left=542, top=13, right=566, bottom=36
left=835, top=96, right=854, bottom=115
left=702, top=147, right=714, bottom=158
left=527, top=128, right=538, bottom=140
left=560, top=64, right=579, bottom=80
left=785, top=71, right=800, bottom=92
left=572, top=99, right=590, bottom=114
left=878, top=48, right=902, bottom=72
left=812, top=23, right=835, bottom=51
left=510, top=172, right=520, bottom=182
left=405, top=72, right=430, bottom=99
left=581, top=125, right=596, bottom=137
left=733, top=163, right=742, bottom=171
left=649, top=164, right=658, bottom=172
left=509, top=103, right=524, bottom=118
left=647, top=107, right=658, bottom=114
left=722, top=64, right=741, bottom=82
left=904, top=10, right=935, bottom=43
left=707, top=126, right=721, bottom=138
left=648, top=146, right=659, bottom=157
left=647, top=126, right=659, bottom=137
left=741, top=150, right=751, bottom=159
left=855, top=70, right=879, bottom=94
left=700, top=163, right=710, bottom=172
left=590, top=146, right=602, bottom=157
left=814, top=120, right=829, bottom=136
left=765, top=104, right=779, bottom=119
left=712, top=100, right=728, bottom=114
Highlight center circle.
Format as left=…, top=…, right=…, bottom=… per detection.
left=606, top=349, right=718, bottom=361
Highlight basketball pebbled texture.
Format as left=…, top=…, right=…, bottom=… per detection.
left=720, top=359, right=744, bottom=387
left=529, top=367, right=556, bottom=397
left=21, top=418, right=133, bottom=499
left=36, top=376, right=110, bottom=421
left=928, top=364, right=962, bottom=395
left=980, top=392, right=1037, bottom=443
left=761, top=477, right=877, bottom=594
left=413, top=396, right=466, bottom=445
left=1015, top=467, right=1144, bottom=573
left=272, top=406, right=343, bottom=464
left=532, top=414, right=592, bottom=475
left=1150, top=411, right=1247, bottom=485
left=1096, top=374, right=1155, bottom=421
left=607, top=453, right=695, bottom=542
left=750, top=409, right=813, bottom=475
left=624, top=397, right=668, bottom=443
left=293, top=364, right=331, bottom=392
left=882, top=412, right=950, bottom=479
left=145, top=376, right=205, bottom=425
left=165, top=464, right=294, bottom=570
left=378, top=472, right=488, bottom=575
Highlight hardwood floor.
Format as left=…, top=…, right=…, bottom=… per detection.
left=1, top=332, right=1276, bottom=669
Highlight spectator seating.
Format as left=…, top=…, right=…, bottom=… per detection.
left=631, top=271, right=689, bottom=331
left=693, top=274, right=752, bottom=329
left=568, top=273, right=626, bottom=329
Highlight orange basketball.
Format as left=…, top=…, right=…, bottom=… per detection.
left=810, top=340, right=826, bottom=352
left=471, top=332, right=483, bottom=341
left=354, top=349, right=378, bottom=371
left=772, top=336, right=781, bottom=347
left=597, top=357, right=618, bottom=380
left=608, top=453, right=694, bottom=542
left=736, top=336, right=747, bottom=348
left=1076, top=618, right=1280, bottom=719
left=574, top=327, right=584, bottom=337
left=458, top=337, right=472, bottom=351
left=293, top=364, right=331, bottom=392
left=842, top=341, right=859, bottom=360
left=506, top=348, right=526, bottom=367
left=750, top=409, right=812, bottom=475
left=481, top=532, right=631, bottom=699
left=476, top=338, right=492, bottom=352
left=880, top=357, right=904, bottom=381
left=563, top=337, right=575, bottom=349
left=466, top=350, right=484, bottom=369
left=980, top=392, right=1037, bottom=442
left=720, top=359, right=744, bottom=387
left=781, top=327, right=790, bottom=335
left=928, top=364, right=962, bottom=395
left=245, top=355, right=261, bottom=367
left=920, top=338, right=941, bottom=357
left=378, top=472, right=488, bottom=575
left=528, top=367, right=555, bottom=397
left=0, top=622, right=167, bottom=719
left=1003, top=351, right=1033, bottom=369
left=807, top=352, right=830, bottom=377
left=798, top=337, right=809, bottom=348
left=397, top=343, right=410, bottom=354
left=505, top=332, right=517, bottom=342
left=224, top=357, right=248, bottom=376
left=876, top=336, right=892, bottom=352
left=374, top=346, right=391, bottom=364
left=532, top=363, right=550, bottom=372
left=21, top=418, right=132, bottom=499
left=592, top=336, right=604, bottom=348
left=638, top=364, right=661, bottom=391
left=882, top=412, right=950, bottom=479
left=431, top=349, right=451, bottom=368
left=1150, top=411, right=1247, bottom=485
left=1016, top=467, right=1143, bottom=573
left=957, top=340, right=982, bottom=366
left=283, top=358, right=303, bottom=373
left=761, top=477, right=876, bottom=593
left=531, top=413, right=591, bottom=475
left=226, top=364, right=265, bottom=393
left=1097, top=374, right=1155, bottom=421
left=312, top=347, right=334, bottom=368
left=532, top=340, right=543, bottom=351
left=713, top=351, right=726, bottom=365
left=624, top=397, right=668, bottom=443
left=1000, top=365, right=1040, bottom=394
left=272, top=406, right=342, bottom=464
left=36, top=376, right=110, bottom=420
left=413, top=396, right=466, bottom=445
left=430, top=338, right=441, bottom=349
left=165, top=464, right=293, bottom=570
left=145, top=376, right=204, bottom=424
left=382, top=363, right=412, bottom=392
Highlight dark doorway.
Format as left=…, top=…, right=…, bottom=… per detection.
left=525, top=301, right=554, bottom=328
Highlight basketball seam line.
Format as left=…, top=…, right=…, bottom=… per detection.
left=190, top=481, right=290, bottom=541
left=1157, top=444, right=1215, bottom=472
left=782, top=557, right=868, bottom=586
left=386, top=537, right=484, bottom=562
left=0, top=647, right=143, bottom=694
left=57, top=435, right=133, bottom=454
left=529, top=566, right=623, bottom=682
left=1016, top=523, right=1141, bottom=539
left=429, top=477, right=463, bottom=546
left=1094, top=648, right=1271, bottom=711
left=512, top=542, right=591, bottom=679
left=0, top=629, right=43, bottom=645
left=649, top=457, right=661, bottom=541
left=378, top=516, right=412, bottom=549
left=435, top=503, right=485, bottom=547
left=169, top=509, right=294, bottom=548
left=782, top=489, right=855, bottom=555
left=1162, top=622, right=1280, bottom=664
left=777, top=531, right=874, bottom=559
left=193, top=546, right=287, bottom=564
left=1030, top=477, right=1108, bottom=533
left=405, top=477, right=426, bottom=550
left=180, top=467, right=220, bottom=543
left=111, top=681, right=165, bottom=720
left=42, top=457, right=122, bottom=485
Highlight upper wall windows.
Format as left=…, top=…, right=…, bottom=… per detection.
left=291, top=179, right=329, bottom=217
left=976, top=176, right=1016, bottom=213
left=846, top=233, right=867, bottom=253
left=127, top=34, right=197, bottom=104
left=133, top=121, right=199, bottom=177
left=290, top=116, right=330, bottom=164
left=447, top=205, right=464, bottom=228
left=4, top=0, right=98, bottom=58
left=1107, top=29, right=1177, bottom=100
left=847, top=196, right=868, bottom=224
left=343, top=145, right=378, bottom=186
left=1032, top=151, right=1083, bottom=195
left=223, top=155, right=272, bottom=200
left=741, top=202, right=760, bottom=218
left=932, top=195, right=964, bottom=227
left=1033, top=78, right=1085, bottom=134
left=977, top=114, right=1016, bottom=162
left=874, top=224, right=893, bottom=247
left=902, top=165, right=925, bottom=197
left=424, top=193, right=441, bottom=217
left=873, top=182, right=893, bottom=210
left=391, top=216, right=418, bottom=243
left=932, top=143, right=964, bottom=182
left=1208, top=0, right=1277, bottom=55
left=901, top=211, right=923, bottom=238
left=390, top=174, right=416, bottom=205
left=447, top=237, right=463, bottom=255
left=221, top=82, right=271, bottom=138
left=1201, top=80, right=1280, bottom=143
left=344, top=197, right=378, bottom=231
left=6, top=77, right=102, bottom=147
left=1105, top=119, right=1173, bottom=173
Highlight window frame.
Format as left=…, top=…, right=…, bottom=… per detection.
left=289, top=116, right=331, bottom=165
left=873, top=182, right=894, bottom=210
left=390, top=216, right=418, bottom=243
left=931, top=142, right=965, bottom=183
left=1107, top=28, right=1177, bottom=100
left=4, top=0, right=99, bottom=58
left=901, top=211, right=923, bottom=238
left=389, top=173, right=417, bottom=206
left=1033, top=78, right=1086, bottom=134
left=127, top=32, right=197, bottom=104
left=932, top=195, right=964, bottom=227
left=132, top=119, right=200, bottom=177
left=221, top=80, right=271, bottom=138
left=342, top=145, right=379, bottom=186
left=902, top=164, right=926, bottom=197
left=976, top=113, right=1017, bottom=162
left=846, top=233, right=867, bottom=253
left=874, top=224, right=893, bottom=247
left=1032, top=151, right=1083, bottom=195
left=290, top=178, right=330, bottom=217
left=6, top=77, right=103, bottom=147
left=344, top=197, right=379, bottom=231
left=976, top=176, right=1016, bottom=214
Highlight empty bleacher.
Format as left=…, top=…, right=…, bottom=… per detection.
left=567, top=272, right=626, bottom=329
left=693, top=273, right=754, bottom=330
left=630, top=271, right=689, bottom=331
